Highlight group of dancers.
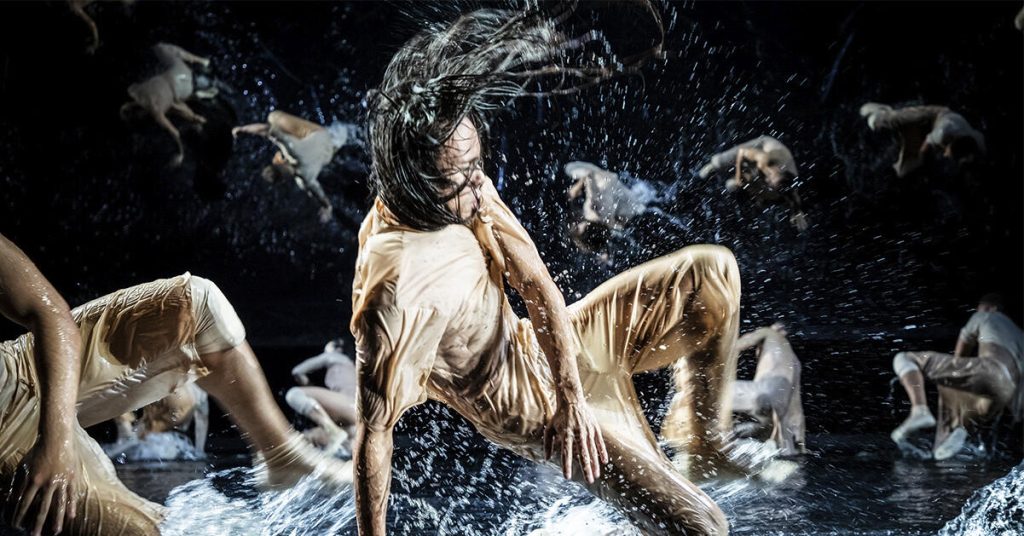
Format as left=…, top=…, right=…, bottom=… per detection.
left=1, top=3, right=1020, bottom=536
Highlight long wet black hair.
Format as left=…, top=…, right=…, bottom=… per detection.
left=366, top=1, right=665, bottom=231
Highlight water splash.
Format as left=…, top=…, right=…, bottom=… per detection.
left=104, top=433, right=205, bottom=462
left=160, top=467, right=356, bottom=536
left=939, top=462, right=1024, bottom=536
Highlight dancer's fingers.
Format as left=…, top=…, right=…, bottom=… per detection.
left=32, top=483, right=56, bottom=536
left=579, top=430, right=594, bottom=484
left=13, top=473, right=40, bottom=529
left=595, top=427, right=609, bottom=466
left=562, top=434, right=574, bottom=480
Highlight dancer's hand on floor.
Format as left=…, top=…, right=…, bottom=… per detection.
left=13, top=440, right=78, bottom=535
left=544, top=398, right=609, bottom=484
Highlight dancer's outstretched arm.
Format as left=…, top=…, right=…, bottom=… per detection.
left=0, top=234, right=80, bottom=534
left=292, top=354, right=345, bottom=385
left=480, top=181, right=608, bottom=483
left=232, top=123, right=270, bottom=138
left=735, top=327, right=771, bottom=353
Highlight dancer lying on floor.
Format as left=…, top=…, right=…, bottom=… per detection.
left=0, top=233, right=350, bottom=536
left=891, top=293, right=1023, bottom=460
left=354, top=8, right=739, bottom=535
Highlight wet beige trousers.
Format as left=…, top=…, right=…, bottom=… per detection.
left=559, top=245, right=741, bottom=535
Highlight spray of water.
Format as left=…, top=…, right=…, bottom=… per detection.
left=939, top=462, right=1024, bottom=536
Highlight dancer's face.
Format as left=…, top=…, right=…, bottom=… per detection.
left=439, top=118, right=487, bottom=221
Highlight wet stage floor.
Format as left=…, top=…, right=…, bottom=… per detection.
left=113, top=433, right=1018, bottom=535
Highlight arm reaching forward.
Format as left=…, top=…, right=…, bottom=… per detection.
left=735, top=327, right=772, bottom=353
left=291, top=353, right=349, bottom=385
left=0, top=234, right=81, bottom=534
left=479, top=181, right=608, bottom=483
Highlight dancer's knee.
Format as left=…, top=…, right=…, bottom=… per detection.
left=285, top=387, right=319, bottom=416
left=893, top=351, right=920, bottom=377
left=190, top=275, right=247, bottom=354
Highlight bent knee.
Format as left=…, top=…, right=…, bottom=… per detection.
left=678, top=244, right=741, bottom=312
left=190, top=275, right=247, bottom=354
left=268, top=110, right=286, bottom=124
left=892, top=351, right=921, bottom=377
left=285, top=387, right=319, bottom=415
left=672, top=500, right=728, bottom=536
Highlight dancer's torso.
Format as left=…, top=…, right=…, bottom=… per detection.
left=352, top=197, right=555, bottom=452
left=753, top=333, right=800, bottom=385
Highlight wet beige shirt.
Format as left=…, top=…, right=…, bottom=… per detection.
left=351, top=184, right=557, bottom=456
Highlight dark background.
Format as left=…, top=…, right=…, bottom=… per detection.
left=0, top=1, right=1021, bottom=448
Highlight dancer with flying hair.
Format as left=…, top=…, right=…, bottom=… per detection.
left=353, top=4, right=737, bottom=534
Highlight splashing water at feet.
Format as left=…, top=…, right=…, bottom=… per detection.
left=160, top=466, right=356, bottom=535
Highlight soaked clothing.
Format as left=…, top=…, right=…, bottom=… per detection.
left=863, top=104, right=985, bottom=177
left=269, top=128, right=336, bottom=185
left=896, top=310, right=1023, bottom=443
left=0, top=274, right=245, bottom=535
left=959, top=311, right=1024, bottom=420
left=352, top=183, right=740, bottom=534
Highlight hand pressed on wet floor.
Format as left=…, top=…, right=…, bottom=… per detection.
left=544, top=398, right=609, bottom=484
left=13, top=440, right=79, bottom=536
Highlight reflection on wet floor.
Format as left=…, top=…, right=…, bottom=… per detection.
left=116, top=434, right=1017, bottom=535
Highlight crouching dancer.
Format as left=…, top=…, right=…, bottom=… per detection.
left=0, top=233, right=350, bottom=536
left=354, top=8, right=738, bottom=535
left=891, top=294, right=1022, bottom=460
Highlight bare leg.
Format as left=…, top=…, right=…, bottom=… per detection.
left=196, top=343, right=292, bottom=452
left=149, top=110, right=184, bottom=166
left=286, top=387, right=348, bottom=440
left=290, top=386, right=357, bottom=427
left=170, top=101, right=207, bottom=125
left=268, top=110, right=324, bottom=139
left=196, top=343, right=352, bottom=488
left=891, top=352, right=937, bottom=443
left=899, top=369, right=928, bottom=407
left=232, top=123, right=270, bottom=138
